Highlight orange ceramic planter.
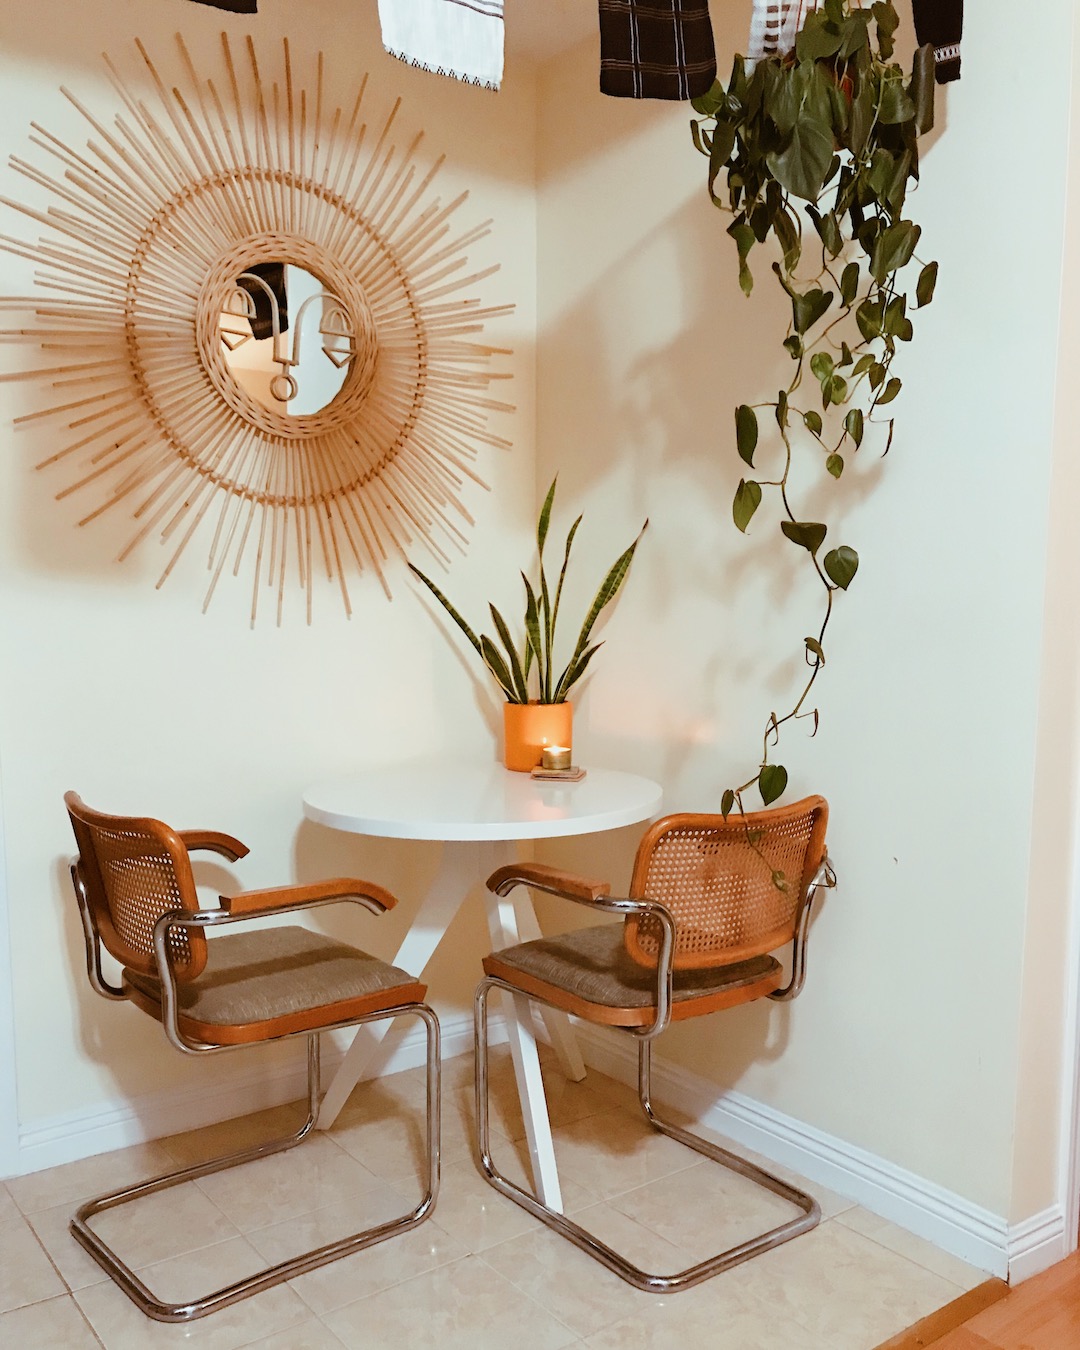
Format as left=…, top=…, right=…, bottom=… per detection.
left=503, top=702, right=573, bottom=773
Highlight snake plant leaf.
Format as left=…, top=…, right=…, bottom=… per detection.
left=781, top=520, right=827, bottom=556
left=758, top=763, right=789, bottom=806
left=565, top=526, right=647, bottom=673
left=733, top=479, right=762, bottom=533
left=522, top=573, right=541, bottom=680
left=824, top=545, right=859, bottom=589
left=537, top=477, right=557, bottom=558
left=479, top=635, right=519, bottom=703
left=488, top=605, right=529, bottom=703
left=407, top=564, right=484, bottom=659
left=736, top=404, right=759, bottom=466
left=554, top=641, right=603, bottom=703
left=551, top=515, right=582, bottom=637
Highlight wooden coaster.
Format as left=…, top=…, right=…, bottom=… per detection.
left=530, top=766, right=587, bottom=782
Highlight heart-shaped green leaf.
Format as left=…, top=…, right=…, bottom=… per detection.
left=824, top=544, right=859, bottom=589
left=781, top=520, right=827, bottom=555
left=736, top=404, right=759, bottom=465
left=733, top=479, right=763, bottom=532
left=759, top=763, right=789, bottom=806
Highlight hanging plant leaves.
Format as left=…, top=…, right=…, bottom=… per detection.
left=844, top=407, right=864, bottom=446
left=792, top=286, right=834, bottom=335
left=826, top=453, right=844, bottom=477
left=736, top=404, right=759, bottom=465
left=759, top=763, right=789, bottom=806
left=824, top=545, right=859, bottom=589
left=733, top=479, right=763, bottom=532
left=721, top=788, right=736, bottom=817
left=917, top=260, right=939, bottom=308
left=804, top=410, right=824, bottom=436
left=781, top=520, right=827, bottom=555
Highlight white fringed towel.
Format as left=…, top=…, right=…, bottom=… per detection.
left=747, top=0, right=824, bottom=62
left=377, top=0, right=504, bottom=91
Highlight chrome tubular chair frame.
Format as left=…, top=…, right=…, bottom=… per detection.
left=474, top=867, right=831, bottom=1294
left=69, top=880, right=441, bottom=1323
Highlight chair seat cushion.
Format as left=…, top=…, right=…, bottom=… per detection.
left=124, top=925, right=426, bottom=1045
left=483, top=924, right=782, bottom=1027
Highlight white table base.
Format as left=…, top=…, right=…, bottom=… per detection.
left=315, top=840, right=579, bottom=1211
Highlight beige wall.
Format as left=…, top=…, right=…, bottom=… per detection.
left=534, top=0, right=1073, bottom=1220
left=0, top=0, right=537, bottom=1125
left=3, top=0, right=1080, bottom=1239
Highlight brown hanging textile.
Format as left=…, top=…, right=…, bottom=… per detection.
left=599, top=0, right=717, bottom=101
left=188, top=0, right=258, bottom=12
left=912, top=0, right=962, bottom=83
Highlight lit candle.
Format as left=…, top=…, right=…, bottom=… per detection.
left=542, top=744, right=572, bottom=771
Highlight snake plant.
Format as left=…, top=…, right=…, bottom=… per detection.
left=409, top=479, right=646, bottom=704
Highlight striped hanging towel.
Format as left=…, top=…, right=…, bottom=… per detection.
left=746, top=0, right=823, bottom=62
left=598, top=0, right=717, bottom=101
left=377, top=0, right=504, bottom=91
left=188, top=0, right=258, bottom=11
left=912, top=0, right=963, bottom=83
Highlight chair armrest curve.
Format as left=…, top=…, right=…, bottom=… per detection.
left=179, top=830, right=250, bottom=862
left=220, top=877, right=397, bottom=916
left=487, top=862, right=611, bottom=903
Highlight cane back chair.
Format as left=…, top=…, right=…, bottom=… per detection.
left=475, top=794, right=833, bottom=1293
left=64, top=792, right=440, bottom=1323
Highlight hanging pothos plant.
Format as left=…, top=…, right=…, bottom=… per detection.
left=690, top=0, right=937, bottom=814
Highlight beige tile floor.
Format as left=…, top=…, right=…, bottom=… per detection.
left=0, top=1047, right=990, bottom=1349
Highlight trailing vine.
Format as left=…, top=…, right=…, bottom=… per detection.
left=690, top=0, right=937, bottom=814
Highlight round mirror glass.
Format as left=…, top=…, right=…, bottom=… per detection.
left=219, top=263, right=354, bottom=415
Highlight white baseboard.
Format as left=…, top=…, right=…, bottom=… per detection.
left=574, top=1024, right=1035, bottom=1282
left=15, top=1011, right=492, bottom=1178
left=1007, top=1206, right=1068, bottom=1283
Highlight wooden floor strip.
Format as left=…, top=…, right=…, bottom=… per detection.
left=874, top=1279, right=1009, bottom=1350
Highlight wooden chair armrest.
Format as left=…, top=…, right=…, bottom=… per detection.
left=178, top=830, right=250, bottom=862
left=219, top=877, right=397, bottom=916
left=487, top=862, right=611, bottom=903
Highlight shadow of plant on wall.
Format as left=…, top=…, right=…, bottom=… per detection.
left=691, top=0, right=938, bottom=813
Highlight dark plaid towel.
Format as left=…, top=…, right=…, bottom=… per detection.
left=912, top=0, right=963, bottom=83
left=188, top=0, right=258, bottom=12
left=599, top=0, right=717, bottom=101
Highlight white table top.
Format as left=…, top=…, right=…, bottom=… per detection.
left=302, top=757, right=663, bottom=842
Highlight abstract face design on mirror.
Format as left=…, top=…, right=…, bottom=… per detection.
left=220, top=265, right=355, bottom=414
left=1, top=35, right=513, bottom=624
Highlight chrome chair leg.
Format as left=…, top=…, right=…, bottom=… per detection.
left=71, top=1004, right=441, bottom=1323
left=474, top=975, right=819, bottom=1294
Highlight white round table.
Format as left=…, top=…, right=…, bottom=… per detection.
left=303, top=757, right=663, bottom=1210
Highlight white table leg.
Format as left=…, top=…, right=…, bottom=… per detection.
left=509, top=890, right=587, bottom=1083
left=316, top=844, right=475, bottom=1129
left=482, top=841, right=564, bottom=1213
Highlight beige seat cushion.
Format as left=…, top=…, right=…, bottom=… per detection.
left=483, top=924, right=782, bottom=1027
left=124, top=925, right=425, bottom=1044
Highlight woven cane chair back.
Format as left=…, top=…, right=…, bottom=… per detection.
left=65, top=792, right=206, bottom=981
left=624, top=796, right=829, bottom=970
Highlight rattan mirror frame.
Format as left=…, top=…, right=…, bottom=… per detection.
left=0, top=33, right=513, bottom=624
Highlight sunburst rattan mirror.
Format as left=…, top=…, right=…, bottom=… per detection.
left=0, top=34, right=513, bottom=624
